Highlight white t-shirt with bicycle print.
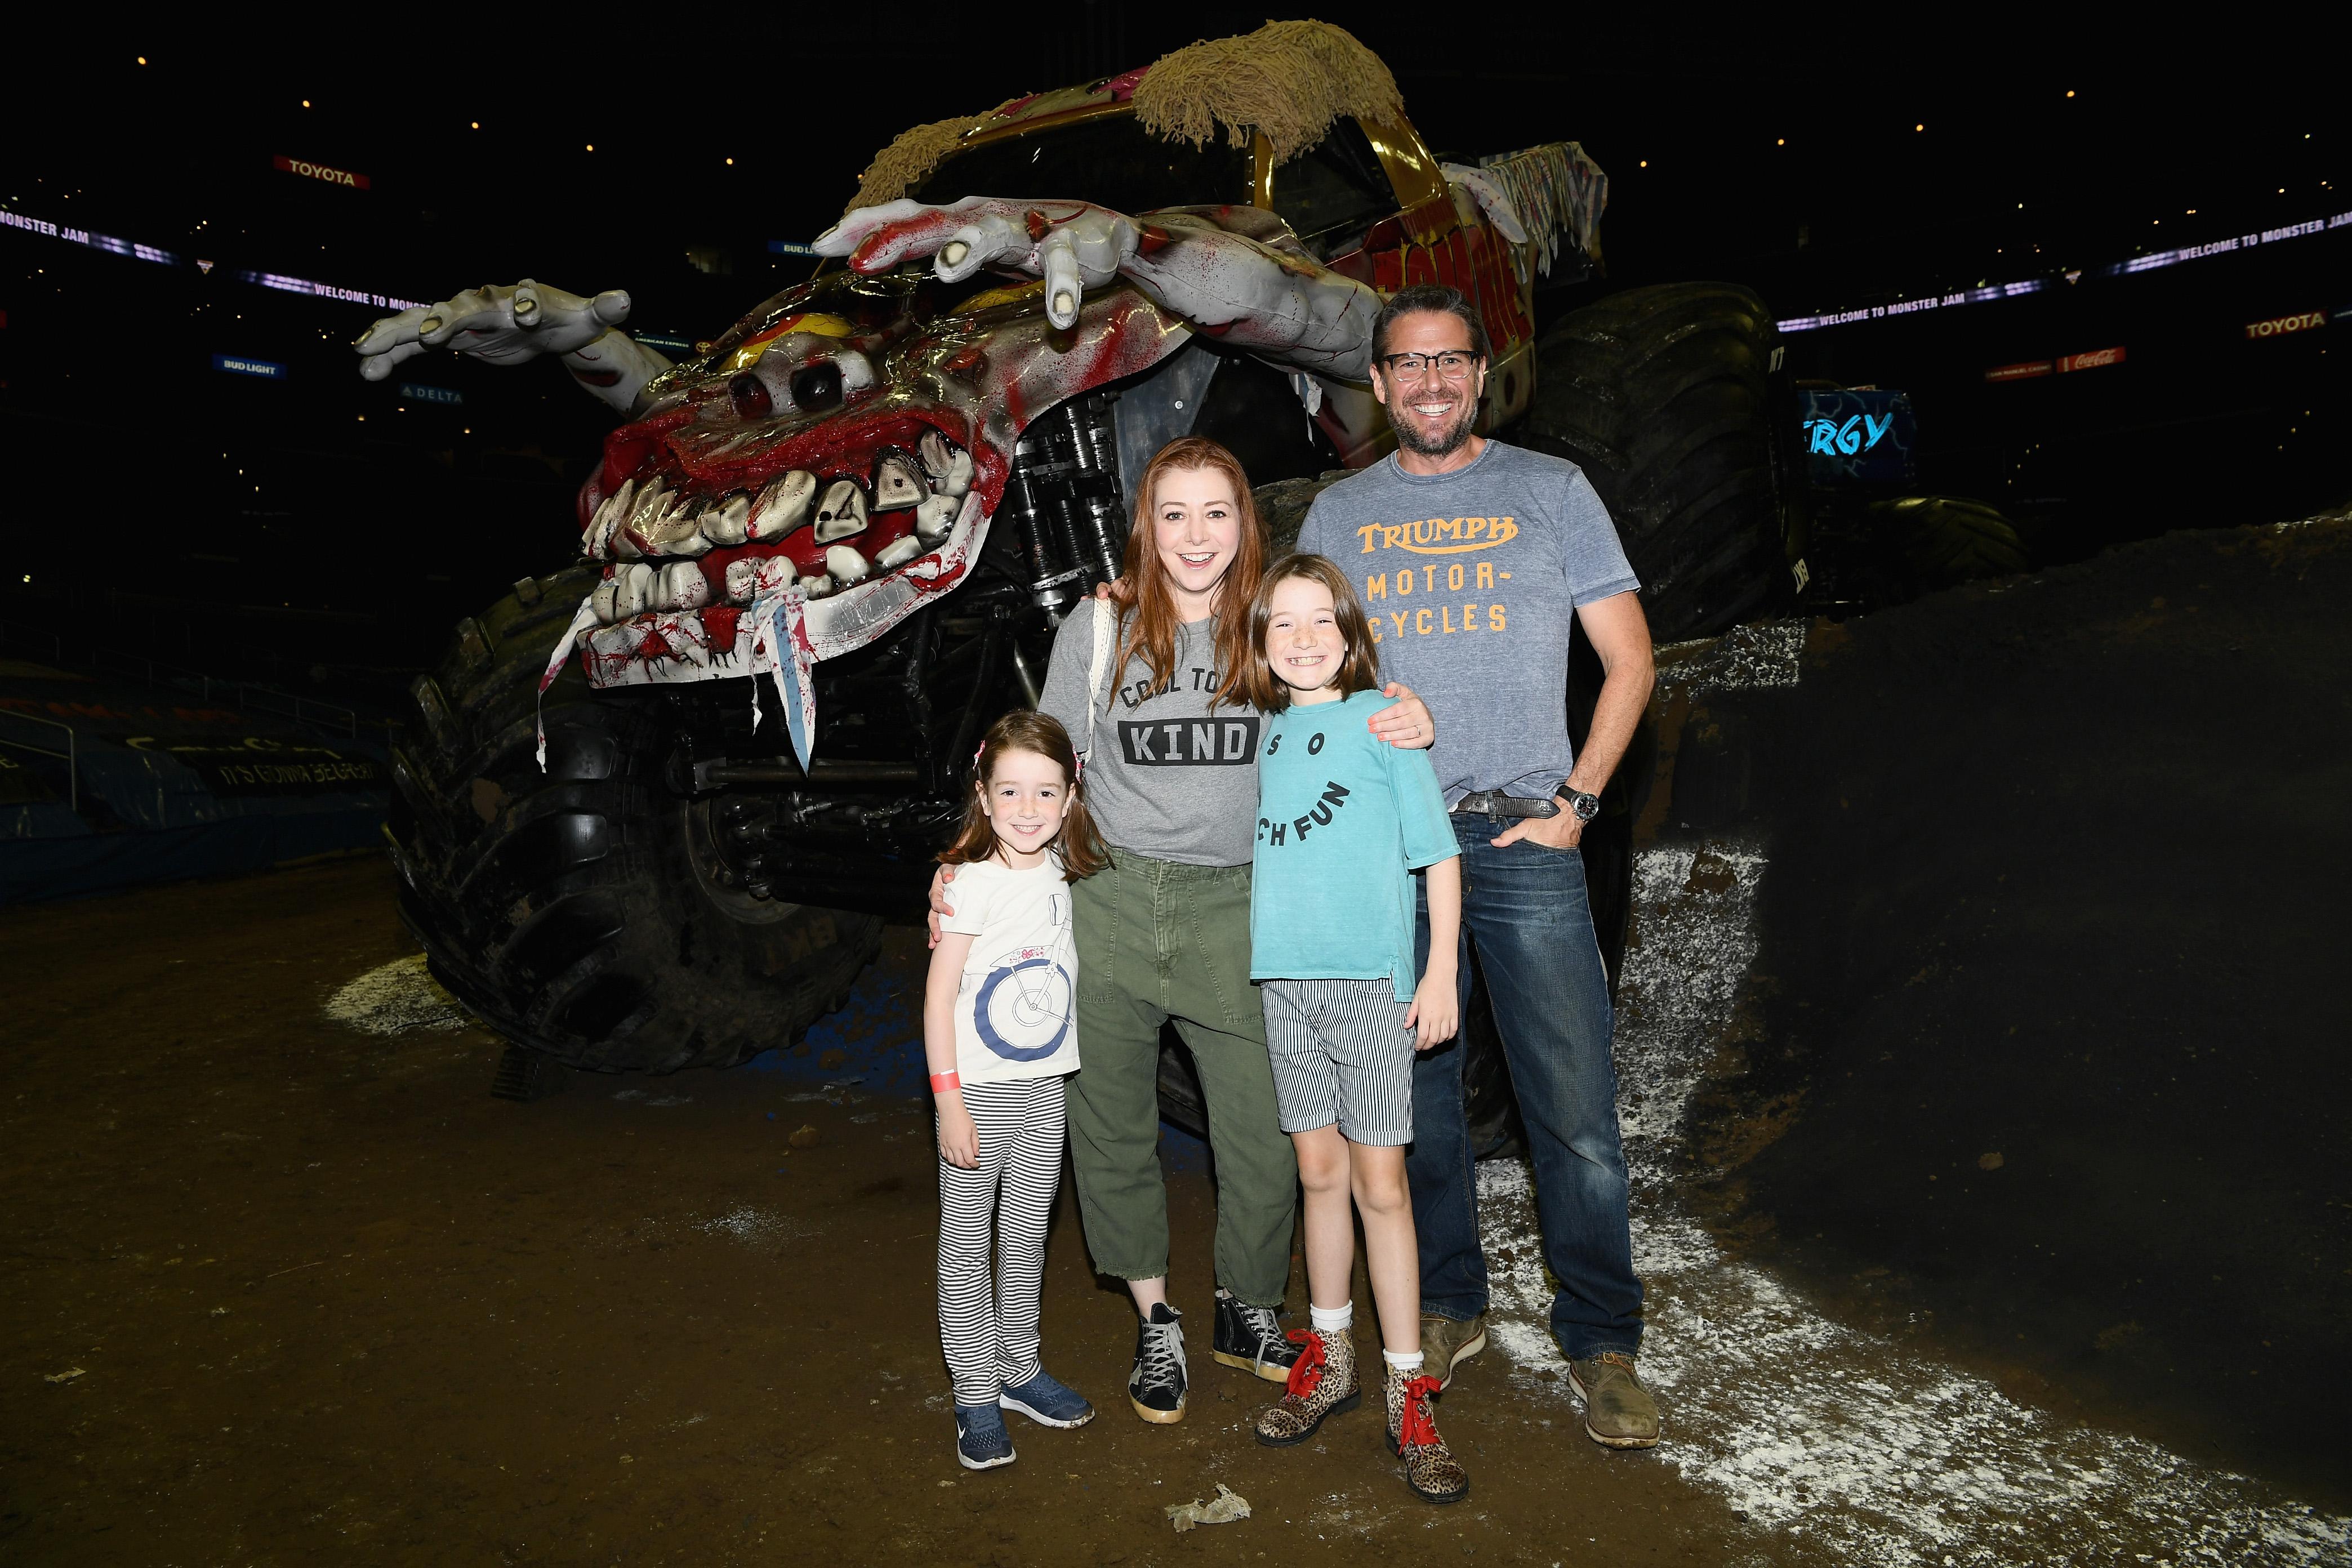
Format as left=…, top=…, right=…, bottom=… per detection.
left=937, top=856, right=1080, bottom=1084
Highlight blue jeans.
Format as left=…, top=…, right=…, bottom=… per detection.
left=1411, top=816, right=1643, bottom=1360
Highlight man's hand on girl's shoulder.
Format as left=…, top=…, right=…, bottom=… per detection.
left=1369, top=682, right=1435, bottom=750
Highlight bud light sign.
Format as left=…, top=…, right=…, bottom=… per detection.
left=1799, top=389, right=1916, bottom=484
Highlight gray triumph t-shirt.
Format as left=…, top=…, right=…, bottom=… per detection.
left=1039, top=599, right=1260, bottom=867
left=1298, top=440, right=1640, bottom=806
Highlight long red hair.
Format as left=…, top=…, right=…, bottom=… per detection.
left=1107, top=436, right=1266, bottom=711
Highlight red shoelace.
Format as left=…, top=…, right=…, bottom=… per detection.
left=1284, top=1328, right=1325, bottom=1397
left=1397, top=1373, right=1443, bottom=1448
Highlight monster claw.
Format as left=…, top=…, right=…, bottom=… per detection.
left=1052, top=290, right=1076, bottom=322
left=941, top=239, right=970, bottom=269
left=419, top=316, right=444, bottom=336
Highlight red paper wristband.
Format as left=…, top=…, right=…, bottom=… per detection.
left=929, top=1070, right=961, bottom=1094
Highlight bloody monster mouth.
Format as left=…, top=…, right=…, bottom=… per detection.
left=579, top=416, right=986, bottom=626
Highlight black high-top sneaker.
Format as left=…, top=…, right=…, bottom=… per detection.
left=1211, top=1288, right=1302, bottom=1384
left=1127, top=1303, right=1187, bottom=1424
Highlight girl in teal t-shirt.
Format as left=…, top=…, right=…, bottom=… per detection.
left=1239, top=552, right=1469, bottom=1505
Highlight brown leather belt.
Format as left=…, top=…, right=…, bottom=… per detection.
left=1450, top=791, right=1560, bottom=820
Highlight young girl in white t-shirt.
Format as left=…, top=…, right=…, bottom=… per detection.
left=926, top=709, right=1110, bottom=1471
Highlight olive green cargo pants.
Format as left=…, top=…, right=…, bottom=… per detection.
left=1066, top=849, right=1297, bottom=1307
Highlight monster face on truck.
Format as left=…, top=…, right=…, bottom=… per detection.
left=376, top=22, right=1767, bottom=1122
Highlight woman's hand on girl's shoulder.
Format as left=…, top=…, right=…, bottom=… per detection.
left=1370, top=682, right=1436, bottom=751
left=926, top=862, right=959, bottom=948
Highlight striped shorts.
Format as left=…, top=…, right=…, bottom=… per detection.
left=1260, top=978, right=1416, bottom=1146
left=937, top=1073, right=1067, bottom=1408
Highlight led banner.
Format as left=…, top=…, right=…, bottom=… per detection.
left=1782, top=207, right=2352, bottom=335
left=2056, top=346, right=2126, bottom=372
left=272, top=155, right=370, bottom=190
left=1798, top=389, right=1916, bottom=484
left=399, top=382, right=463, bottom=404
left=212, top=354, right=287, bottom=379
left=1986, top=347, right=2126, bottom=383
left=1, top=208, right=177, bottom=265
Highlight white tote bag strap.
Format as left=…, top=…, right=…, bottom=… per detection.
left=1085, top=599, right=1116, bottom=760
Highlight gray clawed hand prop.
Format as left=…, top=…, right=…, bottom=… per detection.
left=353, top=279, right=670, bottom=413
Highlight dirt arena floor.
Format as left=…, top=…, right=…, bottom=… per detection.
left=5, top=520, right=2347, bottom=1566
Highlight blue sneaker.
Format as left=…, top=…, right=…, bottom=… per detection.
left=955, top=1403, right=1017, bottom=1471
left=999, top=1368, right=1096, bottom=1429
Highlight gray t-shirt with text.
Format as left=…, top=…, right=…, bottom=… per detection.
left=1298, top=441, right=1639, bottom=805
left=1039, top=598, right=1260, bottom=867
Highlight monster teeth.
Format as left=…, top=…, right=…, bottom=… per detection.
left=590, top=578, right=623, bottom=623
left=873, top=534, right=924, bottom=569
left=813, top=479, right=868, bottom=542
left=823, top=544, right=871, bottom=583
left=656, top=560, right=711, bottom=611
left=616, top=480, right=670, bottom=556
left=800, top=572, right=836, bottom=599
left=586, top=478, right=638, bottom=559
left=642, top=492, right=713, bottom=556
left=914, top=493, right=959, bottom=542
left=749, top=470, right=816, bottom=541
left=700, top=493, right=752, bottom=548
left=917, top=429, right=955, bottom=476
left=723, top=553, right=798, bottom=604
left=916, top=431, right=974, bottom=498
left=938, top=448, right=973, bottom=498
left=607, top=561, right=654, bottom=619
left=873, top=453, right=926, bottom=511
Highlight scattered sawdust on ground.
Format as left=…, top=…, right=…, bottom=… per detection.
left=322, top=954, right=469, bottom=1035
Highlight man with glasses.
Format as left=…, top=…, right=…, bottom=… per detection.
left=1295, top=283, right=1661, bottom=1449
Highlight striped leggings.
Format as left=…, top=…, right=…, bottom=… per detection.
left=937, top=1074, right=1067, bottom=1407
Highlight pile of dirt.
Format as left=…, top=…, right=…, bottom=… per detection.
left=1673, top=520, right=2352, bottom=1509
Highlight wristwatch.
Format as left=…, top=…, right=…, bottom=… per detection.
left=1565, top=789, right=1601, bottom=822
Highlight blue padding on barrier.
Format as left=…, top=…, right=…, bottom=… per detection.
left=0, top=808, right=386, bottom=903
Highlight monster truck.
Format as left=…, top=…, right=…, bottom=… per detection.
left=369, top=22, right=1799, bottom=1137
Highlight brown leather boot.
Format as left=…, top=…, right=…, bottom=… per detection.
left=1252, top=1327, right=1360, bottom=1446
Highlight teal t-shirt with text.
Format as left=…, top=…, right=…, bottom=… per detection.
left=1249, top=689, right=1460, bottom=1001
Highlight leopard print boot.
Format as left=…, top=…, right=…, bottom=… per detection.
left=1387, top=1362, right=1470, bottom=1504
left=1252, top=1327, right=1360, bottom=1446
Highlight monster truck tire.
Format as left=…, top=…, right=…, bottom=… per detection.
left=1522, top=283, right=1790, bottom=642
left=1870, top=495, right=2032, bottom=592
left=385, top=567, right=881, bottom=1075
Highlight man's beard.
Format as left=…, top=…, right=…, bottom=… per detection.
left=1393, top=396, right=1478, bottom=457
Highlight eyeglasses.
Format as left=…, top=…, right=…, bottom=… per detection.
left=1377, top=350, right=1483, bottom=381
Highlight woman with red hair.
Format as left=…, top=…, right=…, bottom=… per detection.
left=934, top=436, right=1433, bottom=1426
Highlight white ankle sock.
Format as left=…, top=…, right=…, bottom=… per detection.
left=1383, top=1349, right=1426, bottom=1373
left=1309, top=1301, right=1353, bottom=1332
